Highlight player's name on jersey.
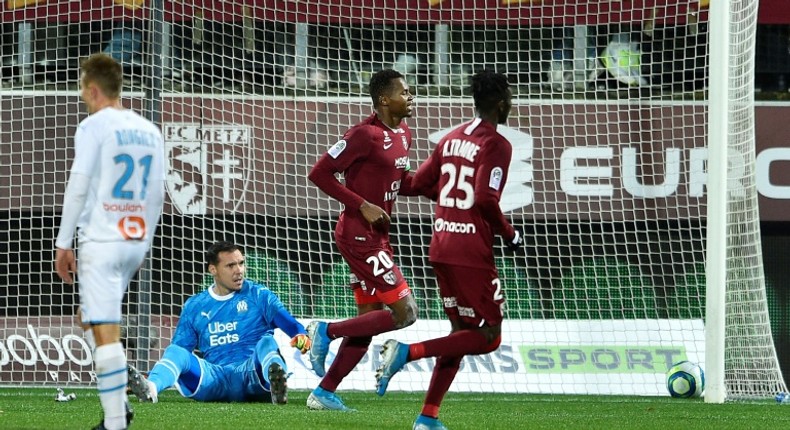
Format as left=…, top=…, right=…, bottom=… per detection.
left=442, top=139, right=480, bottom=162
left=116, top=130, right=160, bottom=148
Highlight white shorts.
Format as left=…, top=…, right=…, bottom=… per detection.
left=78, top=241, right=149, bottom=325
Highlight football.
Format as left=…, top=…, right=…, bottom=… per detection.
left=666, top=361, right=705, bottom=398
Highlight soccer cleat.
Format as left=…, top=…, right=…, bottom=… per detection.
left=413, top=415, right=449, bottom=430
left=306, top=386, right=356, bottom=412
left=306, top=321, right=331, bottom=377
left=375, top=339, right=409, bottom=396
left=127, top=364, right=158, bottom=403
left=92, top=402, right=134, bottom=430
left=268, top=362, right=288, bottom=405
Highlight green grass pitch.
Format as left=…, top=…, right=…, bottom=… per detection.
left=2, top=388, right=790, bottom=430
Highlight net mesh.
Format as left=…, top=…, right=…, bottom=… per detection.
left=721, top=0, right=786, bottom=399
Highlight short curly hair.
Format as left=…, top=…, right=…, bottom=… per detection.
left=369, top=69, right=405, bottom=107
left=470, top=70, right=510, bottom=114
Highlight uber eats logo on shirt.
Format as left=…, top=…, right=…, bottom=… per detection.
left=519, top=346, right=686, bottom=373
left=208, top=321, right=240, bottom=346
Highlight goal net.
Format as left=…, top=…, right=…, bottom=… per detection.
left=0, top=0, right=785, bottom=399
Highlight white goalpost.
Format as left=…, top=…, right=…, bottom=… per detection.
left=704, top=0, right=731, bottom=404
left=0, top=0, right=785, bottom=400
left=705, top=0, right=785, bottom=402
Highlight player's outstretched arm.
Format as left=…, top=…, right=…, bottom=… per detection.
left=273, top=308, right=311, bottom=353
left=398, top=172, right=438, bottom=201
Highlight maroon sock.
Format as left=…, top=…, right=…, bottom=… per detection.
left=409, top=330, right=490, bottom=360
left=326, top=310, right=397, bottom=339
left=421, top=355, right=462, bottom=419
left=319, top=336, right=371, bottom=392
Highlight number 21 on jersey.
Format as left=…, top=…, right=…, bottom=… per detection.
left=113, top=153, right=153, bottom=200
left=112, top=153, right=153, bottom=240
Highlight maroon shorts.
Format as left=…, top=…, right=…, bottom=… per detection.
left=432, top=262, right=504, bottom=327
left=336, top=240, right=411, bottom=306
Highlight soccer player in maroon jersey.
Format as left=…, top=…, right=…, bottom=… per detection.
left=305, top=69, right=420, bottom=412
left=375, top=70, right=523, bottom=430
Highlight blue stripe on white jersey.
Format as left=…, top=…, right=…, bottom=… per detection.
left=172, top=279, right=286, bottom=366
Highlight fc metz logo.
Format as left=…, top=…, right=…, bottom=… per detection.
left=164, top=123, right=253, bottom=215
left=382, top=270, right=397, bottom=286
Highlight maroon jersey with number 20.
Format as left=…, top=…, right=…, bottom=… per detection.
left=311, top=113, right=412, bottom=247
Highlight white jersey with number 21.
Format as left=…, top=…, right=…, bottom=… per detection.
left=71, top=107, right=165, bottom=244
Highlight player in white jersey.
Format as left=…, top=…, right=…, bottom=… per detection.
left=126, top=241, right=312, bottom=405
left=54, top=53, right=166, bottom=430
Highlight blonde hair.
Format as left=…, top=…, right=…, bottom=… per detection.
left=80, top=53, right=123, bottom=99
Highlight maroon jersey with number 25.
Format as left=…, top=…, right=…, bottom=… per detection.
left=412, top=117, right=516, bottom=269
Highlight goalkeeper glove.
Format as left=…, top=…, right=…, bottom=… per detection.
left=506, top=230, right=523, bottom=253
left=290, top=334, right=312, bottom=354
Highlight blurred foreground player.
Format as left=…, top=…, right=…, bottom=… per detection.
left=54, top=53, right=166, bottom=430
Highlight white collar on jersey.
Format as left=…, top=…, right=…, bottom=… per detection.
left=208, top=284, right=236, bottom=301
left=464, top=118, right=483, bottom=135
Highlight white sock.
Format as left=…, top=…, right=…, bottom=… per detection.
left=94, top=342, right=128, bottom=430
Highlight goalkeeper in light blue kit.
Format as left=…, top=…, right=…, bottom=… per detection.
left=128, top=241, right=311, bottom=404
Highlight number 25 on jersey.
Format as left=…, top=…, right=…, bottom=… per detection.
left=439, top=164, right=475, bottom=209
